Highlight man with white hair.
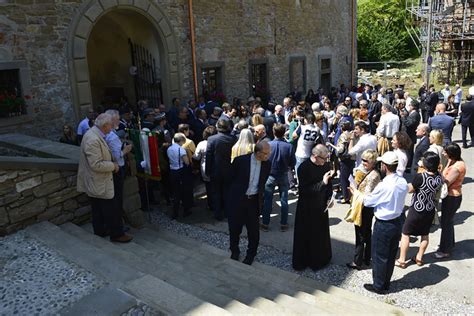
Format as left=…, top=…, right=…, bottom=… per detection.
left=77, top=113, right=133, bottom=243
left=376, top=104, right=400, bottom=143
left=105, top=109, right=133, bottom=229
left=441, top=83, right=451, bottom=103
left=283, top=97, right=292, bottom=124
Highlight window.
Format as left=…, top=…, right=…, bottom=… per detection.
left=319, top=57, right=332, bottom=95
left=0, top=68, right=26, bottom=117
left=289, top=56, right=306, bottom=94
left=249, top=59, right=269, bottom=101
left=199, top=62, right=224, bottom=101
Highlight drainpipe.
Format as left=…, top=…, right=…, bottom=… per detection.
left=351, top=0, right=357, bottom=85
left=188, top=0, right=198, bottom=101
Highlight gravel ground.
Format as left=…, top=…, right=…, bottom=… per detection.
left=121, top=302, right=164, bottom=316
left=0, top=231, right=104, bottom=315
left=149, top=208, right=473, bottom=315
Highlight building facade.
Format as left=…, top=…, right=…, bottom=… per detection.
left=0, top=0, right=356, bottom=137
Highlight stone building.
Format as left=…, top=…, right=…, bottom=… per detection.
left=0, top=0, right=356, bottom=137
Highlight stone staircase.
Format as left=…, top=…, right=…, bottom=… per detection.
left=24, top=221, right=415, bottom=315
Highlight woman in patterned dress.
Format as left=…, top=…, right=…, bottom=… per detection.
left=396, top=151, right=443, bottom=268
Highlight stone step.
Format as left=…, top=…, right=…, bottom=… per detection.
left=57, top=287, right=138, bottom=316
left=130, top=231, right=292, bottom=315
left=24, top=222, right=229, bottom=315
left=62, top=223, right=263, bottom=315
left=143, top=224, right=414, bottom=315
left=273, top=294, right=331, bottom=316
left=132, top=228, right=337, bottom=315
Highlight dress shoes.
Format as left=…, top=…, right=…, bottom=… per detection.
left=280, top=224, right=289, bottom=232
left=230, top=252, right=240, bottom=261
left=260, top=224, right=269, bottom=232
left=363, top=283, right=387, bottom=295
left=110, top=234, right=133, bottom=243
left=242, top=256, right=254, bottom=265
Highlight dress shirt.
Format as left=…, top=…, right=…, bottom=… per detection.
left=246, top=153, right=261, bottom=195
left=349, top=133, right=377, bottom=166
left=376, top=112, right=400, bottom=138
left=105, top=131, right=124, bottom=166
left=77, top=118, right=90, bottom=136
left=454, top=88, right=463, bottom=104
left=394, top=148, right=408, bottom=176
left=363, top=173, right=408, bottom=220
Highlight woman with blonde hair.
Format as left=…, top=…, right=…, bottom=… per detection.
left=346, top=149, right=381, bottom=269
left=428, top=129, right=447, bottom=170
left=251, top=113, right=264, bottom=127
left=231, top=128, right=255, bottom=162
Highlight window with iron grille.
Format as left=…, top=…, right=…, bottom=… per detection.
left=201, top=66, right=223, bottom=99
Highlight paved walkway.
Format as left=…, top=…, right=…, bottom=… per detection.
left=178, top=123, right=473, bottom=309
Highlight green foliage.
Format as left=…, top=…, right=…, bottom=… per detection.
left=358, top=0, right=419, bottom=62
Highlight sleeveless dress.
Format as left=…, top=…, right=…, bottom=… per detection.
left=403, top=172, right=443, bottom=236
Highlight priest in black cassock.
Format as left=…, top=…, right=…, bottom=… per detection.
left=292, top=144, right=335, bottom=271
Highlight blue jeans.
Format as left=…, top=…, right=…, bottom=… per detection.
left=371, top=217, right=402, bottom=291
left=262, top=174, right=289, bottom=225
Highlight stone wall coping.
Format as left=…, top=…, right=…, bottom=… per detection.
left=0, top=157, right=78, bottom=171
left=0, top=133, right=79, bottom=161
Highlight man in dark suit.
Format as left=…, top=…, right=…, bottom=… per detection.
left=460, top=90, right=474, bottom=148
left=401, top=101, right=421, bottom=170
left=411, top=123, right=431, bottom=173
left=205, top=119, right=237, bottom=220
left=227, top=142, right=271, bottom=265
left=263, top=105, right=285, bottom=139
left=429, top=103, right=454, bottom=145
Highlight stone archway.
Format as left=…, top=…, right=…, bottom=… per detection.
left=67, top=0, right=182, bottom=119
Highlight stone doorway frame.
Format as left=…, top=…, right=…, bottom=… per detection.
left=67, top=0, right=182, bottom=120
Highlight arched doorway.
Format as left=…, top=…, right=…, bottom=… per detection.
left=87, top=9, right=163, bottom=108
left=67, top=1, right=182, bottom=120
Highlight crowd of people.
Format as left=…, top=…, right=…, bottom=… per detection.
left=75, top=82, right=472, bottom=294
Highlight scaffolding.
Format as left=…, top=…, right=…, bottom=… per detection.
left=406, top=0, right=474, bottom=84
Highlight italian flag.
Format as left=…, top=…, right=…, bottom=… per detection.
left=128, top=128, right=161, bottom=180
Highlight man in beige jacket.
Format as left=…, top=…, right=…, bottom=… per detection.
left=77, top=113, right=133, bottom=243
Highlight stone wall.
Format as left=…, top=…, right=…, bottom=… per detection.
left=0, top=169, right=88, bottom=235
left=0, top=169, right=144, bottom=236
left=0, top=133, right=144, bottom=236
left=0, top=0, right=354, bottom=137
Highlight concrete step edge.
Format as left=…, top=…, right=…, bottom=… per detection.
left=65, top=223, right=262, bottom=315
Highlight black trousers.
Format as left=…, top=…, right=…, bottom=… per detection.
left=353, top=207, right=374, bottom=266
left=113, top=167, right=125, bottom=218
left=210, top=176, right=228, bottom=219
left=461, top=125, right=474, bottom=147
left=90, top=196, right=123, bottom=238
left=439, top=195, right=462, bottom=253
left=228, top=195, right=260, bottom=259
left=371, top=216, right=401, bottom=291
left=170, top=167, right=193, bottom=215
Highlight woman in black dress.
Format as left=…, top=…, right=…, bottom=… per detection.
left=396, top=152, right=443, bottom=268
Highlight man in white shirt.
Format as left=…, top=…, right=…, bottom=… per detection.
left=362, top=151, right=408, bottom=294
left=77, top=108, right=96, bottom=144
left=454, top=84, right=462, bottom=108
left=376, top=104, right=400, bottom=141
left=348, top=121, right=377, bottom=167
left=441, top=83, right=451, bottom=103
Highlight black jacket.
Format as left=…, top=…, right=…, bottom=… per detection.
left=460, top=100, right=474, bottom=126
left=205, top=132, right=237, bottom=178
left=401, top=110, right=421, bottom=144
left=411, top=136, right=430, bottom=173
left=227, top=153, right=271, bottom=213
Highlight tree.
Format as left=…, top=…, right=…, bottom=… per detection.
left=358, top=0, right=419, bottom=62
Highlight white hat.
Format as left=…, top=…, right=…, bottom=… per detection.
left=377, top=151, right=399, bottom=165
left=469, top=86, right=474, bottom=96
